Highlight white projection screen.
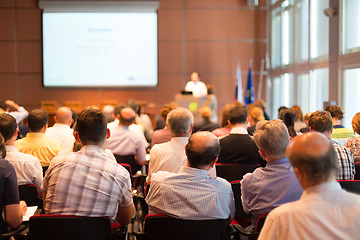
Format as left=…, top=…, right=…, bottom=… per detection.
left=40, top=1, right=158, bottom=88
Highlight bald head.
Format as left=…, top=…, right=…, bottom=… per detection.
left=119, top=107, right=136, bottom=126
left=287, top=132, right=339, bottom=185
left=185, top=131, right=220, bottom=168
left=55, top=107, right=73, bottom=125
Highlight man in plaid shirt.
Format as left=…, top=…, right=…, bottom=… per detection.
left=42, top=108, right=135, bottom=227
left=308, top=111, right=355, bottom=180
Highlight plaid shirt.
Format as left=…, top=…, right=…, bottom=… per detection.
left=332, top=140, right=355, bottom=180
left=42, top=145, right=133, bottom=220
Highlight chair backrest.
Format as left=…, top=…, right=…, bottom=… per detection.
left=114, top=154, right=140, bottom=174
left=216, top=163, right=259, bottom=182
left=29, top=215, right=112, bottom=240
left=143, top=214, right=228, bottom=240
left=354, top=163, right=360, bottom=180
left=18, top=184, right=40, bottom=207
left=254, top=214, right=267, bottom=233
left=337, top=180, right=360, bottom=194
left=118, top=163, right=132, bottom=176
left=230, top=180, right=252, bottom=220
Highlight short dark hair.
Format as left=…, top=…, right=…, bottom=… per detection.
left=185, top=135, right=220, bottom=168
left=228, top=106, right=247, bottom=124
left=28, top=109, right=48, bottom=132
left=308, top=111, right=333, bottom=133
left=289, top=143, right=339, bottom=184
left=325, top=105, right=344, bottom=120
left=0, top=101, right=8, bottom=111
left=0, top=113, right=17, bottom=142
left=76, top=108, right=107, bottom=145
left=0, top=133, right=5, bottom=158
left=114, top=104, right=126, bottom=117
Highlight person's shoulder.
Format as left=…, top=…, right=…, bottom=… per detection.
left=12, top=150, right=39, bottom=163
left=151, top=170, right=175, bottom=182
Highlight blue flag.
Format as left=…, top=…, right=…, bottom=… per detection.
left=245, top=68, right=255, bottom=104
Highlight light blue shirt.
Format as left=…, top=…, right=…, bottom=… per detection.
left=241, top=157, right=303, bottom=224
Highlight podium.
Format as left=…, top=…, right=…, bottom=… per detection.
left=175, top=95, right=205, bottom=113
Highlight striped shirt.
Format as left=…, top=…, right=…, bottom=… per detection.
left=332, top=140, right=355, bottom=180
left=42, top=145, right=133, bottom=220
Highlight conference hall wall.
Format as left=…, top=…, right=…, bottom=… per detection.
left=0, top=0, right=266, bottom=118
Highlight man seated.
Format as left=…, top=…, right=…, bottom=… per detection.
left=146, top=132, right=235, bottom=221
left=308, top=111, right=355, bottom=180
left=259, top=132, right=360, bottom=239
left=147, top=108, right=193, bottom=182
left=241, top=120, right=303, bottom=227
left=15, top=109, right=62, bottom=173
left=0, top=114, right=43, bottom=191
left=325, top=105, right=354, bottom=146
left=105, top=107, right=147, bottom=173
left=217, top=106, right=266, bottom=166
left=42, top=108, right=135, bottom=227
left=45, top=106, right=75, bottom=150
left=0, top=100, right=28, bottom=124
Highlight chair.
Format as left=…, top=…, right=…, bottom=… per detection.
left=354, top=163, right=360, bottom=180
left=215, top=163, right=259, bottom=182
left=118, top=163, right=132, bottom=176
left=337, top=180, right=360, bottom=194
left=230, top=181, right=252, bottom=221
left=233, top=214, right=267, bottom=240
left=28, top=215, right=126, bottom=240
left=18, top=184, right=43, bottom=208
left=134, top=214, right=230, bottom=240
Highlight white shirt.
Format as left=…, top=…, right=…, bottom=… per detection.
left=259, top=182, right=360, bottom=240
left=146, top=166, right=235, bottom=221
left=45, top=123, right=75, bottom=149
left=185, top=80, right=208, bottom=98
left=8, top=106, right=29, bottom=124
left=108, top=119, right=146, bottom=142
left=147, top=137, right=189, bottom=182
left=5, top=145, right=43, bottom=191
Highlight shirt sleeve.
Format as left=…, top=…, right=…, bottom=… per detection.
left=8, top=107, right=29, bottom=124
left=5, top=162, right=20, bottom=205
left=240, top=174, right=251, bottom=213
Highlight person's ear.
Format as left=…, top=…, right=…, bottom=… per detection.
left=258, top=149, right=266, bottom=160
left=209, top=157, right=217, bottom=168
left=74, top=132, right=81, bottom=143
left=106, top=128, right=111, bottom=140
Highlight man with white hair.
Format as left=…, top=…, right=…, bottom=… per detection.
left=147, top=108, right=193, bottom=182
left=241, top=119, right=303, bottom=227
left=45, top=106, right=75, bottom=150
left=259, top=132, right=360, bottom=239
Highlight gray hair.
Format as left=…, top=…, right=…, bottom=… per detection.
left=166, top=108, right=193, bottom=136
left=253, top=119, right=290, bottom=157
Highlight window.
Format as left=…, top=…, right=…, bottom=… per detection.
left=310, top=0, right=329, bottom=59
left=271, top=73, right=294, bottom=118
left=343, top=68, right=360, bottom=129
left=294, top=0, right=309, bottom=62
left=341, top=0, right=360, bottom=54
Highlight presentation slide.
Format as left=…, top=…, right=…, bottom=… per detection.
left=42, top=12, right=158, bottom=87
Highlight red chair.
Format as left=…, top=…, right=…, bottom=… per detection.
left=134, top=214, right=230, bottom=240
left=354, top=163, right=360, bottom=180
left=337, top=180, right=360, bottom=194
left=215, top=163, right=259, bottom=182
left=233, top=214, right=267, bottom=240
left=118, top=163, right=132, bottom=176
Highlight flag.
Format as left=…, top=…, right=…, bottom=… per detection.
left=235, top=61, right=243, bottom=102
left=245, top=67, right=255, bottom=105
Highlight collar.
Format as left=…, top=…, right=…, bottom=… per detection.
left=179, top=165, right=210, bottom=177
left=301, top=181, right=341, bottom=200
left=80, top=145, right=107, bottom=157
left=5, top=145, right=19, bottom=152
left=52, top=123, right=71, bottom=129
left=266, top=157, right=289, bottom=166
left=170, top=137, right=189, bottom=143
left=230, top=126, right=248, bottom=134
left=25, top=132, right=45, bottom=138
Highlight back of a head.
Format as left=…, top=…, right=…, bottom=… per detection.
left=308, top=111, right=333, bottom=133
left=278, top=106, right=288, bottom=118
left=114, top=104, right=126, bottom=118
left=325, top=105, right=344, bottom=120
left=291, top=105, right=304, bottom=121
left=28, top=109, right=48, bottom=132
left=279, top=109, right=296, bottom=126
left=119, top=107, right=136, bottom=126
left=206, top=84, right=214, bottom=95
left=254, top=99, right=266, bottom=110
left=126, top=99, right=140, bottom=115
left=352, top=112, right=360, bottom=135
left=249, top=107, right=265, bottom=123
left=161, top=103, right=177, bottom=122
left=253, top=119, right=290, bottom=158
left=55, top=106, right=73, bottom=124
left=102, top=105, right=115, bottom=123
left=199, top=106, right=212, bottom=120
left=166, top=108, right=193, bottom=136
left=76, top=108, right=107, bottom=145
left=220, top=104, right=232, bottom=127
left=0, top=113, right=17, bottom=142
left=287, top=132, right=339, bottom=184
left=185, top=132, right=220, bottom=168
left=228, top=106, right=247, bottom=125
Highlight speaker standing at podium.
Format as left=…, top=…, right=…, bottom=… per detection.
left=184, top=72, right=208, bottom=98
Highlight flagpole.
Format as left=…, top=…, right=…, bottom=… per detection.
left=258, top=58, right=265, bottom=99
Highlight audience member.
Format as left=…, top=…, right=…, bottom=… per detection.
left=127, top=99, right=153, bottom=143
left=147, top=108, right=193, bottom=182
left=0, top=100, right=28, bottom=124
left=0, top=133, right=27, bottom=234
left=102, top=104, right=115, bottom=123
left=247, top=106, right=265, bottom=136
left=151, top=104, right=175, bottom=147
left=45, top=106, right=75, bottom=150
left=277, top=106, right=288, bottom=119
left=0, top=114, right=43, bottom=191
left=42, top=108, right=135, bottom=227
left=254, top=99, right=270, bottom=120
left=258, top=132, right=360, bottom=240
left=184, top=72, right=207, bottom=98
left=203, top=84, right=218, bottom=122
left=217, top=106, right=266, bottom=166
left=241, top=119, right=303, bottom=227
left=299, top=111, right=312, bottom=133
left=15, top=109, right=62, bottom=173
left=212, top=104, right=232, bottom=138
left=105, top=107, right=147, bottom=173
left=154, top=102, right=178, bottom=130
left=308, top=111, right=355, bottom=180
left=325, top=105, right=354, bottom=145
left=192, top=106, right=220, bottom=132
left=345, top=112, right=360, bottom=163
left=291, top=105, right=307, bottom=132
left=279, top=108, right=297, bottom=138
left=146, top=131, right=235, bottom=221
